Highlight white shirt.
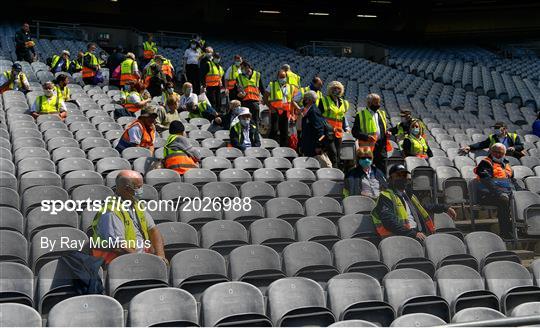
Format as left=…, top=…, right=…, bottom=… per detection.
left=179, top=92, right=198, bottom=109
left=127, top=124, right=157, bottom=145
left=183, top=48, right=201, bottom=65
left=266, top=83, right=289, bottom=103
left=30, top=96, right=67, bottom=112
left=372, top=110, right=381, bottom=139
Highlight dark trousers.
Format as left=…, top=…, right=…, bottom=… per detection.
left=185, top=64, right=200, bottom=94
left=326, top=137, right=342, bottom=168
left=228, top=88, right=238, bottom=102
left=83, top=77, right=97, bottom=86
left=480, top=193, right=513, bottom=239
left=206, top=86, right=221, bottom=113
left=242, top=101, right=260, bottom=126
left=270, top=110, right=289, bottom=147
left=16, top=49, right=33, bottom=63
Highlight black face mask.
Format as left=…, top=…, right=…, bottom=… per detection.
left=369, top=104, right=380, bottom=111
left=302, top=100, right=310, bottom=107
left=392, top=178, right=408, bottom=191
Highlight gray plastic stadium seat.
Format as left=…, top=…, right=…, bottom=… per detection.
left=0, top=262, right=33, bottom=306
left=223, top=200, right=264, bottom=227
left=265, top=197, right=304, bottom=224
left=272, top=147, right=298, bottom=161
left=87, top=147, right=120, bottom=163
left=26, top=208, right=78, bottom=239
left=425, top=233, right=477, bottom=270
left=483, top=261, right=540, bottom=314
left=379, top=236, right=435, bottom=277
left=51, top=147, right=86, bottom=163
left=74, top=128, right=102, bottom=141
left=267, top=277, right=336, bottom=326
left=390, top=313, right=446, bottom=327
left=160, top=182, right=200, bottom=200
left=327, top=272, right=395, bottom=325
left=0, top=172, right=17, bottom=191
left=0, top=230, right=28, bottom=265
left=63, top=170, right=103, bottom=193
left=525, top=177, right=540, bottom=194
left=200, top=220, right=249, bottom=255
left=513, top=165, right=535, bottom=180
left=249, top=218, right=295, bottom=252
left=156, top=222, right=199, bottom=260
left=131, top=156, right=160, bottom=174
left=330, top=320, right=378, bottom=327
left=183, top=168, right=218, bottom=188
left=22, top=185, right=68, bottom=216
left=264, top=157, right=292, bottom=173
left=293, top=156, right=321, bottom=171
left=384, top=268, right=450, bottom=321
left=512, top=190, right=540, bottom=235
left=219, top=168, right=251, bottom=187
left=283, top=241, right=339, bottom=283
left=121, top=147, right=152, bottom=162
left=233, top=156, right=263, bottom=173
left=343, top=196, right=376, bottom=214
left=14, top=147, right=49, bottom=164
left=0, top=303, right=41, bottom=327
left=202, top=281, right=272, bottom=326
left=436, top=264, right=499, bottom=314
left=312, top=180, right=345, bottom=200
left=12, top=137, right=46, bottom=152
left=178, top=201, right=222, bottom=230
left=240, top=181, right=275, bottom=205
left=532, top=259, right=540, bottom=286
left=244, top=147, right=271, bottom=161
left=144, top=168, right=181, bottom=190
left=201, top=138, right=226, bottom=151
left=452, top=307, right=505, bottom=323
left=80, top=137, right=111, bottom=151
left=0, top=207, right=24, bottom=234
left=107, top=253, right=168, bottom=305
left=286, top=168, right=317, bottom=184
left=229, top=244, right=285, bottom=289
left=71, top=184, right=114, bottom=203
left=296, top=216, right=340, bottom=249
left=31, top=227, right=89, bottom=273
left=57, top=158, right=95, bottom=177
left=215, top=147, right=243, bottom=160
left=510, top=302, right=540, bottom=317
left=42, top=129, right=73, bottom=142
left=261, top=138, right=279, bottom=150
left=128, top=287, right=199, bottom=327
left=141, top=184, right=159, bottom=201
left=47, top=295, right=124, bottom=327
left=434, top=212, right=464, bottom=239
left=171, top=248, right=228, bottom=299
left=17, top=158, right=55, bottom=177
left=276, top=181, right=311, bottom=203
left=317, top=168, right=345, bottom=181
left=202, top=156, right=232, bottom=174
left=95, top=157, right=130, bottom=176
left=253, top=168, right=284, bottom=186
left=305, top=196, right=343, bottom=221
left=333, top=239, right=388, bottom=281
left=464, top=231, right=520, bottom=269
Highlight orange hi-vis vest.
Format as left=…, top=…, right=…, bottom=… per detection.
left=475, top=156, right=513, bottom=179
left=237, top=71, right=261, bottom=102
left=161, top=59, right=173, bottom=78
left=82, top=52, right=98, bottom=78
left=143, top=41, right=158, bottom=60
left=267, top=81, right=295, bottom=116
left=321, top=95, right=349, bottom=139
left=371, top=189, right=435, bottom=238
left=226, top=64, right=240, bottom=90
left=163, top=135, right=198, bottom=175
left=354, top=108, right=389, bottom=151
left=123, top=91, right=142, bottom=113
left=205, top=61, right=224, bottom=87
left=117, top=120, right=155, bottom=151
left=120, top=58, right=138, bottom=86
left=406, top=134, right=428, bottom=159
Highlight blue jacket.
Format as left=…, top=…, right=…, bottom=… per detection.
left=300, top=105, right=326, bottom=156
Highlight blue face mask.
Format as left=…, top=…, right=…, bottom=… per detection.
left=411, top=128, right=420, bottom=136
left=279, top=78, right=287, bottom=85
left=359, top=158, right=372, bottom=168
left=234, top=61, right=242, bottom=66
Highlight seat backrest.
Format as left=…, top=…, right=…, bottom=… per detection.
left=452, top=307, right=506, bottom=323
left=265, top=197, right=304, bottom=218
left=282, top=241, right=334, bottom=276
left=379, top=236, right=425, bottom=269
left=332, top=238, right=381, bottom=272
left=250, top=218, right=295, bottom=244
left=0, top=303, right=42, bottom=327
left=107, top=253, right=168, bottom=296
left=171, top=248, right=227, bottom=287
left=483, top=261, right=533, bottom=299
left=425, top=233, right=468, bottom=266
left=343, top=196, right=376, bottom=214
left=464, top=231, right=507, bottom=263
left=327, top=272, right=384, bottom=318
left=389, top=313, right=446, bottom=327
left=47, top=295, right=124, bottom=327
left=229, top=244, right=282, bottom=280
left=200, top=220, right=248, bottom=249
left=383, top=268, right=435, bottom=311
left=435, top=264, right=486, bottom=306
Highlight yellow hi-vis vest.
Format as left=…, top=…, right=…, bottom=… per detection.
left=286, top=71, right=301, bottom=88
left=205, top=61, right=224, bottom=87
left=2, top=71, right=26, bottom=90
left=321, top=95, right=349, bottom=139
left=55, top=85, right=70, bottom=101
left=163, top=134, right=198, bottom=174
left=237, top=71, right=261, bottom=102
left=36, top=95, right=61, bottom=114
left=51, top=55, right=70, bottom=72
left=406, top=134, right=428, bottom=159
left=268, top=81, right=295, bottom=115
left=226, top=64, right=240, bottom=90
left=120, top=58, right=138, bottom=85
left=143, top=41, right=158, bottom=59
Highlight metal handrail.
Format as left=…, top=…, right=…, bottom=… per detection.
left=31, top=20, right=86, bottom=41
left=444, top=315, right=540, bottom=327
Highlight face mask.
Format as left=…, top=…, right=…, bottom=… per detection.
left=332, top=89, right=340, bottom=97
left=44, top=90, right=54, bottom=97
left=411, top=128, right=420, bottom=136
left=185, top=88, right=192, bottom=95
left=392, top=178, right=408, bottom=191
left=124, top=85, right=130, bottom=91
left=213, top=58, right=221, bottom=63
left=206, top=53, right=212, bottom=58
left=495, top=129, right=504, bottom=137
left=190, top=44, right=196, bottom=49
left=133, top=187, right=144, bottom=199
left=369, top=104, right=380, bottom=111
left=240, top=119, right=250, bottom=127
left=358, top=158, right=372, bottom=168
left=167, top=88, right=174, bottom=93
left=279, top=78, right=287, bottom=85
left=234, top=61, right=241, bottom=66
left=242, top=70, right=249, bottom=75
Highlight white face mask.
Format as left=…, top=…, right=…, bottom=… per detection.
left=190, top=44, right=196, bottom=49
left=44, top=89, right=54, bottom=97
left=240, top=118, right=250, bottom=127
left=167, top=88, right=174, bottom=93
left=185, top=88, right=192, bottom=95
left=133, top=187, right=144, bottom=199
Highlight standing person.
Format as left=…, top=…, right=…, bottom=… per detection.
left=144, top=64, right=167, bottom=98
left=533, top=112, right=540, bottom=138
left=54, top=74, right=71, bottom=101
left=281, top=64, right=301, bottom=89
left=163, top=121, right=201, bottom=175
left=352, top=93, right=390, bottom=173
left=152, top=55, right=174, bottom=81
left=236, top=61, right=265, bottom=126
left=155, top=94, right=180, bottom=133
left=50, top=50, right=71, bottom=73
left=115, top=106, right=158, bottom=155
left=91, top=170, right=167, bottom=265
left=264, top=69, right=295, bottom=147
left=344, top=147, right=387, bottom=198
left=119, top=52, right=140, bottom=87
left=229, top=108, right=261, bottom=151
left=30, top=82, right=67, bottom=120
left=183, top=40, right=202, bottom=94
left=225, top=55, right=242, bottom=101
left=15, top=23, right=36, bottom=63
left=460, top=122, right=525, bottom=159
left=0, top=63, right=30, bottom=94
left=299, top=90, right=326, bottom=157
left=142, top=33, right=158, bottom=66
left=402, top=119, right=432, bottom=158
left=319, top=81, right=350, bottom=168
left=82, top=43, right=100, bottom=85
left=474, top=143, right=520, bottom=239
left=201, top=52, right=224, bottom=110
left=293, top=76, right=324, bottom=108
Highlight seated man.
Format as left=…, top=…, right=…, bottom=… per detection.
left=371, top=164, right=456, bottom=241
left=163, top=120, right=201, bottom=175
left=30, top=81, right=67, bottom=120
left=474, top=143, right=521, bottom=239
left=0, top=63, right=30, bottom=94
left=461, top=121, right=525, bottom=158
left=50, top=50, right=71, bottom=73
left=91, top=170, right=167, bottom=265
left=230, top=107, right=261, bottom=151
left=344, top=147, right=387, bottom=199
left=115, top=105, right=158, bottom=155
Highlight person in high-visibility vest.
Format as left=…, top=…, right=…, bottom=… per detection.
left=225, top=54, right=242, bottom=101
left=201, top=52, right=224, bottom=110
left=0, top=63, right=30, bottom=94
left=151, top=55, right=174, bottom=81
left=281, top=63, right=301, bottom=89
left=91, top=170, right=167, bottom=265
left=236, top=61, right=265, bottom=126
left=119, top=52, right=140, bottom=87
left=388, top=109, right=427, bottom=144
left=352, top=93, right=390, bottom=172
left=318, top=81, right=350, bottom=168
left=264, top=69, right=296, bottom=147
left=461, top=121, right=525, bottom=159
left=230, top=107, right=261, bottom=151
left=115, top=105, right=158, bottom=155
left=163, top=120, right=201, bottom=175
left=402, top=120, right=432, bottom=159
left=160, top=82, right=180, bottom=106
left=120, top=81, right=151, bottom=116
left=371, top=164, right=454, bottom=241
left=82, top=43, right=100, bottom=85
left=50, top=50, right=70, bottom=73
left=142, top=33, right=158, bottom=63
left=54, top=74, right=71, bottom=101
left=69, top=51, right=84, bottom=74
left=292, top=76, right=323, bottom=108
left=30, top=81, right=67, bottom=120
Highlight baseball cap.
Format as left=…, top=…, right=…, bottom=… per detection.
left=12, top=63, right=22, bottom=71
left=389, top=164, right=410, bottom=176
left=400, top=109, right=412, bottom=116
left=492, top=122, right=507, bottom=129
left=139, top=105, right=158, bottom=118
left=62, top=50, right=70, bottom=56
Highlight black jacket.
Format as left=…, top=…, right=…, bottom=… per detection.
left=300, top=105, right=326, bottom=157
left=230, top=122, right=261, bottom=151
left=344, top=166, right=387, bottom=197
left=15, top=29, right=35, bottom=54
left=470, top=133, right=524, bottom=153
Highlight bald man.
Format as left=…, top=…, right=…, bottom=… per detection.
left=91, top=170, right=167, bottom=265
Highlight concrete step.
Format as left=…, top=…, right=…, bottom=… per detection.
left=455, top=219, right=498, bottom=232
left=513, top=249, right=535, bottom=262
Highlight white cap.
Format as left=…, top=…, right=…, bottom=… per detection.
left=237, top=107, right=251, bottom=117
left=62, top=50, right=70, bottom=56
